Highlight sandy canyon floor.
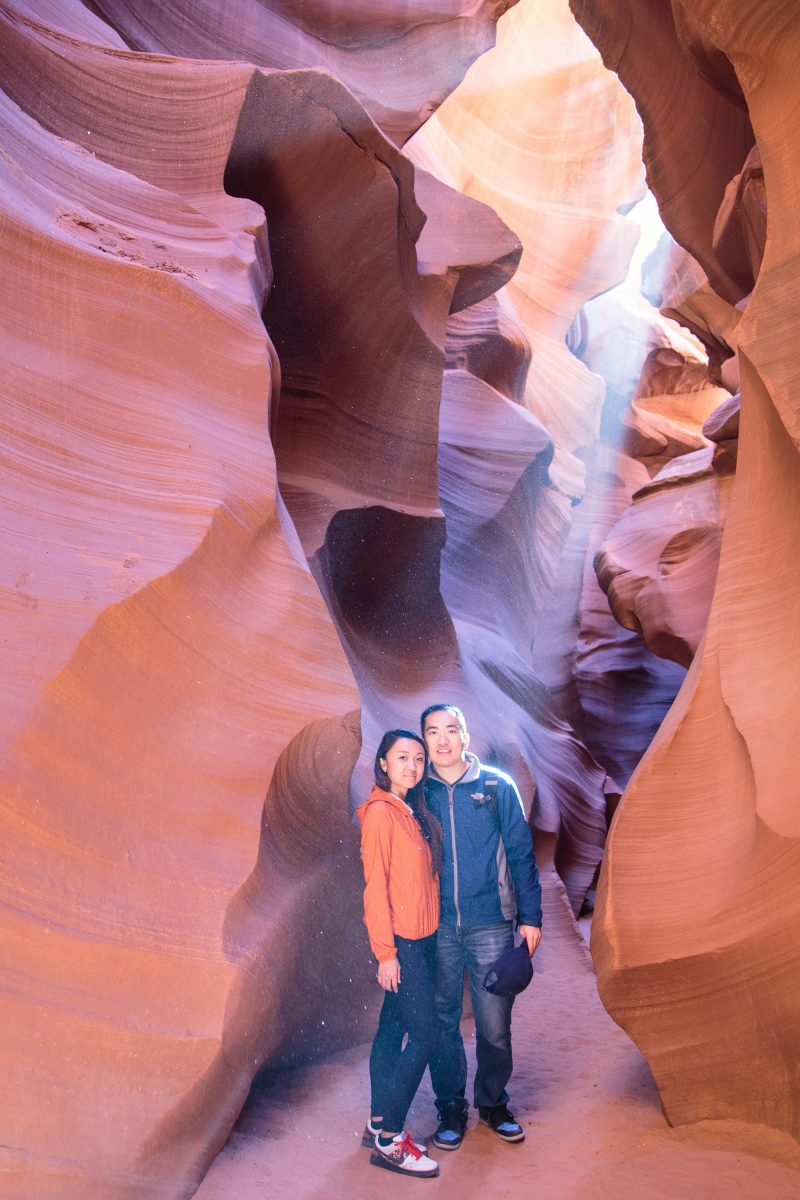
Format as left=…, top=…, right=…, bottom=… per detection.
left=195, top=877, right=800, bottom=1200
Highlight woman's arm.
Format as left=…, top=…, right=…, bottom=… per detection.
left=360, top=804, right=398, bottom=967
left=377, top=956, right=401, bottom=992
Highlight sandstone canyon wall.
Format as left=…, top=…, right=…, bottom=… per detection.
left=2, top=0, right=798, bottom=1196
left=571, top=0, right=800, bottom=1141
left=0, top=2, right=534, bottom=1197
left=408, top=0, right=721, bottom=901
left=0, top=13, right=372, bottom=1200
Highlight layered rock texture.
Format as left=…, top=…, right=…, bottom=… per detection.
left=0, top=8, right=378, bottom=1197
left=408, top=1, right=714, bottom=898
left=0, top=2, right=531, bottom=1197
left=406, top=0, right=645, bottom=908
left=1, top=0, right=797, bottom=1195
left=571, top=0, right=800, bottom=1142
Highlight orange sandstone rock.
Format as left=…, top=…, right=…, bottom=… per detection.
left=407, top=0, right=651, bottom=909
left=0, top=14, right=428, bottom=1199
left=0, top=2, right=525, bottom=1194
left=576, top=0, right=800, bottom=1140
left=568, top=0, right=755, bottom=303
left=85, top=0, right=522, bottom=146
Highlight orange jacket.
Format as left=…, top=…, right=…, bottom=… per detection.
left=356, top=786, right=440, bottom=963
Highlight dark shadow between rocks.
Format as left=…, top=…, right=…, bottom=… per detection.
left=312, top=505, right=457, bottom=689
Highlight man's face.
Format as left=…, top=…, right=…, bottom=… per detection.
left=422, top=708, right=469, bottom=771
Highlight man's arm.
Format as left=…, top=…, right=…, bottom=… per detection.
left=497, top=776, right=542, bottom=949
left=518, top=924, right=542, bottom=956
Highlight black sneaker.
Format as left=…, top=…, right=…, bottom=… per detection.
left=478, top=1104, right=525, bottom=1143
left=432, top=1100, right=469, bottom=1151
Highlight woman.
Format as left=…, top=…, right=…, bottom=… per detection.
left=357, top=729, right=443, bottom=1178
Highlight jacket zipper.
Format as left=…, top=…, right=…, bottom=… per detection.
left=447, top=783, right=462, bottom=930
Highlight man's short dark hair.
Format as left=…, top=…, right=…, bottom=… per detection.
left=420, top=703, right=467, bottom=736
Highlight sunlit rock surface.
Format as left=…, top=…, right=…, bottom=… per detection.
left=5, top=0, right=798, bottom=1192
left=0, top=4, right=504, bottom=1195
left=0, top=0, right=540, bottom=1194
left=595, top=442, right=733, bottom=669
left=408, top=2, right=727, bottom=905
left=592, top=339, right=732, bottom=672
left=573, top=0, right=800, bottom=1140
left=568, top=0, right=754, bottom=303
left=574, top=287, right=724, bottom=787
left=86, top=0, right=521, bottom=146
left=407, top=0, right=652, bottom=910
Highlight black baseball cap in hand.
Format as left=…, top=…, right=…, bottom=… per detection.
left=483, top=942, right=534, bottom=997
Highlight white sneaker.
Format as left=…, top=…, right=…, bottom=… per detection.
left=370, top=1131, right=439, bottom=1177
left=362, top=1120, right=426, bottom=1153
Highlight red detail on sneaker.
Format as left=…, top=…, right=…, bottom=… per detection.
left=397, top=1133, right=421, bottom=1160
left=378, top=1131, right=423, bottom=1165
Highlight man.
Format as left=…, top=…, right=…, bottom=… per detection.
left=421, top=703, right=542, bottom=1149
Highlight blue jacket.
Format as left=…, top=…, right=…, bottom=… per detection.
left=425, top=752, right=542, bottom=929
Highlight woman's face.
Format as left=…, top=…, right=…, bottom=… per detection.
left=380, top=738, right=426, bottom=798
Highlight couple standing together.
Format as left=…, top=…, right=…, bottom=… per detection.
left=357, top=703, right=543, bottom=1178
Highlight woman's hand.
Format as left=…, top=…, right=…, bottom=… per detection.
left=377, top=956, right=401, bottom=992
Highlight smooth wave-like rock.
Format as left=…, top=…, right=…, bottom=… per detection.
left=591, top=335, right=733, bottom=672
left=576, top=0, right=800, bottom=1140
left=595, top=445, right=733, bottom=669
left=568, top=0, right=755, bottom=304
left=571, top=262, right=721, bottom=787
left=572, top=437, right=688, bottom=791
left=0, top=2, right=528, bottom=1194
left=713, top=144, right=766, bottom=299
left=0, top=11, right=440, bottom=1198
left=7, top=0, right=799, bottom=1188
left=86, top=0, right=521, bottom=146
left=406, top=0, right=652, bottom=909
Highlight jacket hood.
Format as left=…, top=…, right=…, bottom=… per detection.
left=428, top=749, right=481, bottom=787
left=356, top=785, right=416, bottom=824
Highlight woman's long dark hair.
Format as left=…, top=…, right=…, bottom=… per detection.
left=374, top=729, right=443, bottom=877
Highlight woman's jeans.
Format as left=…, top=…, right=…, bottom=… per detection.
left=429, top=920, right=515, bottom=1111
left=369, top=932, right=439, bottom=1131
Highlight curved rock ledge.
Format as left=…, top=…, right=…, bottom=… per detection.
left=576, top=0, right=800, bottom=1141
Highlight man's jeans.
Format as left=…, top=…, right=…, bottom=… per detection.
left=429, top=921, right=515, bottom=1111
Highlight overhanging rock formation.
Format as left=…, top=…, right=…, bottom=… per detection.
left=3, top=0, right=799, bottom=1194
left=572, top=0, right=800, bottom=1140
left=0, top=2, right=526, bottom=1196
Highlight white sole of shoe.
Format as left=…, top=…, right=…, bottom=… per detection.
left=369, top=1151, right=439, bottom=1178
left=478, top=1117, right=525, bottom=1142
left=432, top=1135, right=463, bottom=1151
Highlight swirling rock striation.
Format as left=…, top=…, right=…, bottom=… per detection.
left=85, top=0, right=521, bottom=146
left=568, top=0, right=755, bottom=303
left=574, top=0, right=800, bottom=1141
left=406, top=0, right=653, bottom=910
left=593, top=345, right=732, bottom=671
left=0, top=3, right=518, bottom=1195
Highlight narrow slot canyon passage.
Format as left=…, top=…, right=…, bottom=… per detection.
left=196, top=875, right=800, bottom=1199
left=2, top=1, right=800, bottom=1197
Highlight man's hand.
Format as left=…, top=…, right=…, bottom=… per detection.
left=378, top=956, right=401, bottom=992
left=518, top=925, right=542, bottom=957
